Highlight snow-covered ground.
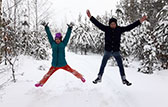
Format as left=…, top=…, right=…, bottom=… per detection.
left=0, top=51, right=168, bottom=107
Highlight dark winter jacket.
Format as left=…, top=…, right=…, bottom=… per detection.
left=45, top=26, right=72, bottom=67
left=90, top=16, right=141, bottom=52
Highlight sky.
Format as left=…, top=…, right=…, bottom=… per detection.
left=48, top=0, right=120, bottom=28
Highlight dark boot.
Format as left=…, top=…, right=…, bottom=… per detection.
left=93, top=75, right=102, bottom=84
left=122, top=79, right=132, bottom=86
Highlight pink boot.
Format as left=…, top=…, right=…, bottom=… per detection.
left=35, top=83, right=43, bottom=87
left=81, top=77, right=86, bottom=83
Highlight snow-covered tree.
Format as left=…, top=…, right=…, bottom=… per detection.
left=118, top=0, right=168, bottom=73
left=138, top=5, right=168, bottom=73
left=0, top=0, right=53, bottom=83
left=68, top=15, right=97, bottom=55
left=154, top=5, right=168, bottom=69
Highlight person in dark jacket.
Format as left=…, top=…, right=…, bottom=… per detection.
left=35, top=22, right=86, bottom=87
left=86, top=10, right=147, bottom=86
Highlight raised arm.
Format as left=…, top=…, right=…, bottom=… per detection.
left=62, top=23, right=73, bottom=46
left=41, top=22, right=54, bottom=45
left=45, top=26, right=54, bottom=45
left=121, top=15, right=147, bottom=32
left=120, top=20, right=141, bottom=32
left=86, top=10, right=106, bottom=31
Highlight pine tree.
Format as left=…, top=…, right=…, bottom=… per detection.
left=154, top=5, right=168, bottom=69
left=0, top=0, right=52, bottom=83
left=118, top=0, right=168, bottom=73
left=68, top=14, right=96, bottom=55
left=0, top=0, right=2, bottom=63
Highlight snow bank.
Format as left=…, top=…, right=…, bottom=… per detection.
left=0, top=52, right=168, bottom=107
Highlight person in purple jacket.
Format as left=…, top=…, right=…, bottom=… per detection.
left=86, top=10, right=147, bottom=86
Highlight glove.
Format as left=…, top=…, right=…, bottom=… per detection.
left=67, top=22, right=75, bottom=29
left=41, top=21, right=49, bottom=27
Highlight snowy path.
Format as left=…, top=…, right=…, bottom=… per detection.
left=0, top=51, right=168, bottom=107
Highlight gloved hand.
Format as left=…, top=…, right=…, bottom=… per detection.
left=41, top=21, right=49, bottom=27
left=67, top=22, right=75, bottom=29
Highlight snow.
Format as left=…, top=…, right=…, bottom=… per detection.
left=143, top=45, right=151, bottom=51
left=0, top=51, right=168, bottom=107
left=162, top=5, right=168, bottom=11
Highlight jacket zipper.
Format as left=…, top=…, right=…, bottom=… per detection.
left=56, top=44, right=58, bottom=66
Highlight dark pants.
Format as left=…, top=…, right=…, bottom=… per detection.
left=98, top=51, right=126, bottom=80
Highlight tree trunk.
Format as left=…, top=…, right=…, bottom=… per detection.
left=14, top=0, right=17, bottom=30
left=0, top=0, right=2, bottom=23
left=35, top=0, right=38, bottom=32
left=27, top=0, right=30, bottom=28
left=0, top=0, right=2, bottom=63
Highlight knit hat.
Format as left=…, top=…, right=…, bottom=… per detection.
left=109, top=18, right=117, bottom=26
left=55, top=33, right=62, bottom=40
